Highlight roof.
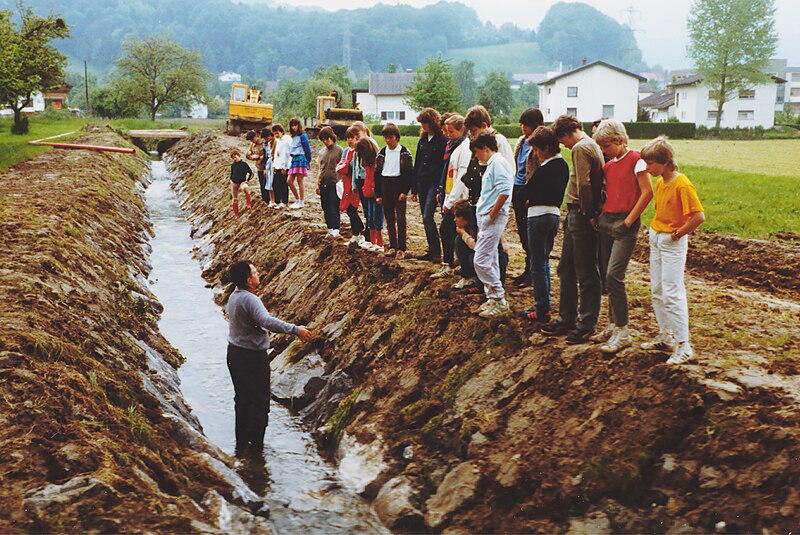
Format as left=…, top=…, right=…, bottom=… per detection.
left=369, top=72, right=416, bottom=95
left=670, top=72, right=787, bottom=87
left=538, top=61, right=647, bottom=85
left=639, top=89, right=673, bottom=110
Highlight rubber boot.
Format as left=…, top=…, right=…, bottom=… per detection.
left=376, top=230, right=384, bottom=247
left=233, top=202, right=240, bottom=219
left=245, top=191, right=252, bottom=209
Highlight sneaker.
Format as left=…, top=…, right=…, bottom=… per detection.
left=289, top=201, right=303, bottom=209
left=512, top=273, right=531, bottom=288
left=348, top=235, right=360, bottom=245
left=453, top=277, right=476, bottom=290
left=359, top=239, right=374, bottom=250
left=416, top=252, right=443, bottom=263
left=566, top=328, right=594, bottom=345
left=667, top=341, right=694, bottom=364
left=395, top=250, right=406, bottom=260
left=590, top=324, right=617, bottom=343
left=384, top=248, right=396, bottom=257
left=600, top=326, right=632, bottom=354
left=430, top=265, right=454, bottom=279
left=479, top=299, right=510, bottom=318
left=268, top=201, right=277, bottom=208
left=520, top=309, right=551, bottom=322
left=276, top=203, right=286, bottom=209
left=541, top=319, right=575, bottom=336
left=641, top=332, right=676, bottom=352
left=478, top=299, right=494, bottom=312
left=369, top=243, right=384, bottom=253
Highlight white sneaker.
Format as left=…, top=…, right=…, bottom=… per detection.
left=667, top=341, right=694, bottom=364
left=641, top=332, right=676, bottom=352
left=359, top=238, right=373, bottom=250
left=289, top=201, right=303, bottom=209
left=590, top=323, right=617, bottom=343
left=276, top=203, right=286, bottom=209
left=369, top=243, right=384, bottom=253
left=268, top=201, right=277, bottom=208
left=479, top=299, right=509, bottom=318
left=330, top=229, right=340, bottom=238
left=453, top=277, right=476, bottom=290
left=600, top=326, right=632, bottom=354
left=430, top=265, right=454, bottom=279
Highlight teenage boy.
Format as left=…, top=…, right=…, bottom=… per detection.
left=471, top=132, right=514, bottom=319
left=463, top=105, right=514, bottom=166
left=316, top=127, right=344, bottom=239
left=542, top=115, right=605, bottom=344
left=229, top=149, right=253, bottom=219
left=375, top=123, right=413, bottom=259
left=260, top=128, right=276, bottom=206
left=511, top=108, right=544, bottom=288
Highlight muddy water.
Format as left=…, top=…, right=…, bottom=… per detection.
left=145, top=160, right=387, bottom=534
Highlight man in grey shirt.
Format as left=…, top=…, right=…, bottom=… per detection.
left=226, top=260, right=312, bottom=455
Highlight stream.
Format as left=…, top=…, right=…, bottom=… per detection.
left=145, top=160, right=387, bottom=534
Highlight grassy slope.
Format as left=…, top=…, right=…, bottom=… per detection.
left=0, top=117, right=224, bottom=171
left=444, top=42, right=548, bottom=75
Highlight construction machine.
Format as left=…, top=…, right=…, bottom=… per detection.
left=225, top=83, right=273, bottom=136
left=306, top=90, right=364, bottom=138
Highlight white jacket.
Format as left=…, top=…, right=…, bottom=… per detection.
left=273, top=135, right=291, bottom=170
left=443, top=139, right=473, bottom=210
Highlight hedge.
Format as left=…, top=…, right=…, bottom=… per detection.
left=372, top=121, right=698, bottom=140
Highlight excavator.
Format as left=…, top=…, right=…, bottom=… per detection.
left=225, top=83, right=273, bottom=136
left=306, top=90, right=364, bottom=138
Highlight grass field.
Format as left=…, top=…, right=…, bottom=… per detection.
left=445, top=42, right=547, bottom=76
left=0, top=117, right=224, bottom=171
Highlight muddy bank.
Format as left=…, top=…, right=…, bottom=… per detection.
left=0, top=126, right=269, bottom=533
left=168, top=129, right=800, bottom=533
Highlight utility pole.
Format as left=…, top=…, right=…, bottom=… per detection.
left=84, top=60, right=91, bottom=116
left=342, top=21, right=352, bottom=73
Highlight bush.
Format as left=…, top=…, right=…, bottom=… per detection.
left=369, top=123, right=422, bottom=137
left=11, top=116, right=29, bottom=135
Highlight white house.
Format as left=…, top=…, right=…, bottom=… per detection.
left=537, top=61, right=646, bottom=123
left=355, top=72, right=416, bottom=125
left=1, top=92, right=46, bottom=116
left=218, top=71, right=242, bottom=83
left=669, top=73, right=783, bottom=128
left=639, top=89, right=674, bottom=123
left=783, top=66, right=800, bottom=115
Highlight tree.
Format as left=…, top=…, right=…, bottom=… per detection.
left=453, top=60, right=477, bottom=110
left=478, top=71, right=514, bottom=119
left=515, top=81, right=539, bottom=108
left=112, top=36, right=209, bottom=121
left=687, top=0, right=778, bottom=129
left=0, top=5, right=69, bottom=134
left=404, top=56, right=459, bottom=113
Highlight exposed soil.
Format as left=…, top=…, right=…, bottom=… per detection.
left=167, top=130, right=800, bottom=533
left=0, top=126, right=265, bottom=533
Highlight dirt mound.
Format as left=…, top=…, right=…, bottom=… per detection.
left=167, top=130, right=800, bottom=533
left=0, top=127, right=265, bottom=533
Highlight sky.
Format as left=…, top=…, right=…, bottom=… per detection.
left=264, top=0, right=800, bottom=70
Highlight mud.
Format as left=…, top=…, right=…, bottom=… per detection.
left=0, top=126, right=268, bottom=533
left=165, top=130, right=799, bottom=533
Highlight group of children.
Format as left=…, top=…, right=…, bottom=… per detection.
left=228, top=106, right=705, bottom=364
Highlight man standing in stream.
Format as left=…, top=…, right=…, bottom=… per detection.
left=226, top=260, right=313, bottom=455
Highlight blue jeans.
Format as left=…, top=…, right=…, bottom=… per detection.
left=418, top=182, right=440, bottom=257
left=363, top=197, right=384, bottom=231
left=319, top=183, right=340, bottom=230
left=557, top=207, right=601, bottom=331
left=527, top=213, right=559, bottom=317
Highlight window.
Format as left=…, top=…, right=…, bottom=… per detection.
left=380, top=111, right=387, bottom=120
left=381, top=111, right=405, bottom=121
left=707, top=89, right=720, bottom=100
left=738, top=89, right=755, bottom=100
left=547, top=87, right=552, bottom=94
left=566, top=107, right=577, bottom=117
left=737, top=110, right=754, bottom=120
left=707, top=110, right=722, bottom=120
left=676, top=92, right=680, bottom=106
left=399, top=111, right=406, bottom=120
left=602, top=104, right=615, bottom=118
left=791, top=88, right=800, bottom=97
left=567, top=86, right=578, bottom=97
left=792, top=72, right=800, bottom=82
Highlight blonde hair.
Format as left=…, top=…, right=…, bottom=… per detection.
left=640, top=136, right=677, bottom=170
left=593, top=119, right=628, bottom=145
left=444, top=113, right=465, bottom=131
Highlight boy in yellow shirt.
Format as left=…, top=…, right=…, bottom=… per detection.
left=640, top=137, right=705, bottom=364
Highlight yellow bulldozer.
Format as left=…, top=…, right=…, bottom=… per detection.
left=225, top=83, right=273, bottom=136
left=306, top=90, right=364, bottom=138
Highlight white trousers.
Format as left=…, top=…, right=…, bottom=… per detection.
left=475, top=212, right=508, bottom=300
left=649, top=228, right=690, bottom=343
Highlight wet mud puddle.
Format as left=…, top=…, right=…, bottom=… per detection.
left=145, top=160, right=386, bottom=533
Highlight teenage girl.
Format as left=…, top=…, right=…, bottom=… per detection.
left=287, top=117, right=312, bottom=209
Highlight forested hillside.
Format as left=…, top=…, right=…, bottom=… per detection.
left=2, top=0, right=644, bottom=80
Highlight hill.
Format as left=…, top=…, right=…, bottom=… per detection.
left=445, top=42, right=549, bottom=76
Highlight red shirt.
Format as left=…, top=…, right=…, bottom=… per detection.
left=602, top=149, right=644, bottom=214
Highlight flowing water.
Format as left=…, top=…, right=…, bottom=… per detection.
left=145, top=160, right=387, bottom=534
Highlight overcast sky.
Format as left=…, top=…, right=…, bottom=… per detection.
left=267, top=0, right=800, bottom=69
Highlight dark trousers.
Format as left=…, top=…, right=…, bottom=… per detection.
left=512, top=184, right=531, bottom=272
left=598, top=212, right=640, bottom=327
left=440, top=209, right=456, bottom=266
left=527, top=213, right=560, bottom=317
left=226, top=344, right=270, bottom=451
left=455, top=236, right=508, bottom=288
left=273, top=169, right=289, bottom=205
left=557, top=207, right=601, bottom=331
left=381, top=177, right=408, bottom=251
left=418, top=182, right=441, bottom=257
left=257, top=170, right=269, bottom=201
left=319, top=183, right=341, bottom=230
left=346, top=204, right=365, bottom=237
